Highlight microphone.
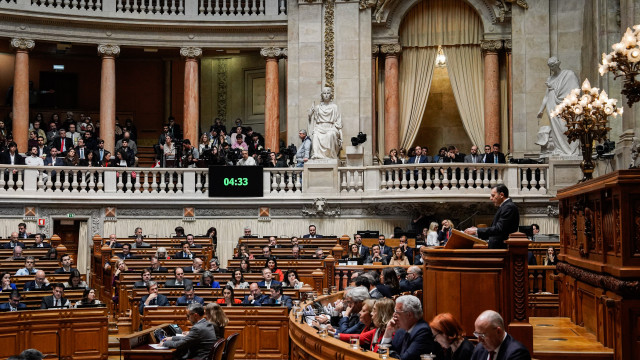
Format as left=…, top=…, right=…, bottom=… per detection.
left=56, top=330, right=61, bottom=359
left=457, top=210, right=479, bottom=229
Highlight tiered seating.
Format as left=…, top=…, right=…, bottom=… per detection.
left=0, top=289, right=85, bottom=308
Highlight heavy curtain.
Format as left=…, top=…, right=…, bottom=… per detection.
left=445, top=45, right=485, bottom=147
left=399, top=47, right=437, bottom=149
left=77, top=221, right=89, bottom=280
left=398, top=0, right=484, bottom=149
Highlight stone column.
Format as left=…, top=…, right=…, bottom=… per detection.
left=381, top=43, right=401, bottom=154
left=98, top=44, right=120, bottom=153
left=180, top=47, right=202, bottom=147
left=505, top=40, right=513, bottom=152
left=261, top=47, right=284, bottom=153
left=372, top=45, right=379, bottom=159
left=11, top=38, right=34, bottom=153
left=481, top=40, right=502, bottom=147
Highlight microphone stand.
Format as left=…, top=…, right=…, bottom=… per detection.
left=457, top=210, right=479, bottom=230
left=56, top=330, right=61, bottom=359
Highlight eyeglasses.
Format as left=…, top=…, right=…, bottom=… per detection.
left=473, top=331, right=486, bottom=340
left=432, top=331, right=441, bottom=340
left=393, top=310, right=406, bottom=314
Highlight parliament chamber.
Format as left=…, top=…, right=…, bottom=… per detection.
left=1, top=0, right=640, bottom=359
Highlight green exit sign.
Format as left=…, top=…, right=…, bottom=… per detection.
left=67, top=213, right=75, bottom=218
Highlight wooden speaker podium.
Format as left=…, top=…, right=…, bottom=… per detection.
left=424, top=230, right=533, bottom=353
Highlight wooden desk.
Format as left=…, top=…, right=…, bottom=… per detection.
left=0, top=308, right=108, bottom=359
left=119, top=323, right=176, bottom=360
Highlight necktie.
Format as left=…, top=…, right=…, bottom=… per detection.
left=100, top=150, right=104, bottom=160
left=80, top=149, right=84, bottom=159
left=494, top=155, right=498, bottom=164
left=56, top=299, right=60, bottom=307
left=61, top=140, right=65, bottom=153
left=473, top=156, right=476, bottom=163
left=489, top=351, right=496, bottom=360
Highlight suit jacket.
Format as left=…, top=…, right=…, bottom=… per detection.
left=54, top=267, right=75, bottom=274
left=408, top=155, right=432, bottom=164
left=173, top=251, right=194, bottom=259
left=391, top=319, right=439, bottom=360
left=357, top=245, right=370, bottom=258
left=164, top=318, right=217, bottom=360
left=402, top=246, right=414, bottom=264
left=31, top=243, right=51, bottom=249
left=41, top=295, right=70, bottom=309
left=43, top=156, right=64, bottom=166
left=379, top=245, right=393, bottom=259
left=133, top=281, right=150, bottom=288
left=23, top=281, right=51, bottom=292
left=176, top=295, right=205, bottom=306
left=470, top=333, right=531, bottom=360
left=116, top=253, right=135, bottom=260
left=1, top=241, right=25, bottom=249
left=51, top=137, right=74, bottom=155
left=151, top=266, right=168, bottom=273
left=164, top=278, right=193, bottom=288
left=242, top=294, right=269, bottom=306
left=139, top=293, right=169, bottom=314
left=0, top=152, right=24, bottom=165
left=464, top=154, right=482, bottom=164
left=364, top=255, right=388, bottom=265
left=302, top=234, right=323, bottom=238
left=257, top=280, right=281, bottom=288
left=267, top=294, right=293, bottom=309
left=485, top=152, right=506, bottom=164
left=0, top=302, right=26, bottom=311
left=476, top=198, right=520, bottom=249
left=331, top=312, right=361, bottom=334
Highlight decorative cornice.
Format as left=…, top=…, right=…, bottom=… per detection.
left=324, top=0, right=336, bottom=90
left=179, top=47, right=202, bottom=58
left=506, top=0, right=529, bottom=9
left=97, top=44, right=120, bottom=57
left=557, top=261, right=640, bottom=296
left=480, top=39, right=503, bottom=53
left=260, top=47, right=284, bottom=58
left=10, top=38, right=35, bottom=51
left=380, top=43, right=401, bottom=55
left=372, top=44, right=380, bottom=55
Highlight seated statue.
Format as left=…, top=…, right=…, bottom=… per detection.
left=308, top=87, right=343, bottom=160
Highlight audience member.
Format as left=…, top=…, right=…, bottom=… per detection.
left=23, top=270, right=51, bottom=292
left=31, top=234, right=50, bottom=248
left=0, top=289, right=26, bottom=311
left=5, top=245, right=24, bottom=261
left=184, top=257, right=204, bottom=273
left=160, top=303, right=217, bottom=359
left=303, top=225, right=322, bottom=238
left=139, top=281, right=169, bottom=314
left=377, top=235, right=393, bottom=259
left=1, top=272, right=17, bottom=292
left=226, top=269, right=249, bottom=289
left=258, top=267, right=281, bottom=289
left=176, top=285, right=205, bottom=305
left=54, top=254, right=75, bottom=274
left=204, top=302, right=229, bottom=339
left=15, top=256, right=38, bottom=276
left=208, top=258, right=226, bottom=273
left=164, top=267, right=193, bottom=288
left=282, top=269, right=305, bottom=289
left=330, top=286, right=370, bottom=334
left=217, top=285, right=242, bottom=306
left=376, top=268, right=400, bottom=298
left=41, top=283, right=70, bottom=309
left=401, top=265, right=423, bottom=293
left=2, top=232, right=24, bottom=249
left=389, top=247, right=411, bottom=266
left=265, top=256, right=284, bottom=281
left=133, top=268, right=153, bottom=288
left=242, top=282, right=269, bottom=306
left=364, top=244, right=388, bottom=265
left=429, top=312, right=474, bottom=360
left=267, top=284, right=293, bottom=309
left=471, top=310, right=531, bottom=360
left=75, top=288, right=102, bottom=307
left=198, top=271, right=221, bottom=289
left=117, top=244, right=134, bottom=260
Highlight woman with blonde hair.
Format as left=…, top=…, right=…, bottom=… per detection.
left=204, top=302, right=229, bottom=339
left=429, top=312, right=474, bottom=360
left=426, top=222, right=440, bottom=247
left=438, top=219, right=455, bottom=245
left=339, top=297, right=395, bottom=352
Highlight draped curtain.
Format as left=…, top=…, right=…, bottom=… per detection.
left=445, top=45, right=485, bottom=147
left=77, top=221, right=89, bottom=280
left=398, top=0, right=484, bottom=148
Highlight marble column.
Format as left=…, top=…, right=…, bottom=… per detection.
left=181, top=47, right=202, bottom=148
left=261, top=47, right=284, bottom=153
left=382, top=43, right=401, bottom=154
left=505, top=40, right=513, bottom=152
left=98, top=44, right=120, bottom=153
left=481, top=40, right=502, bottom=147
left=372, top=45, right=379, bottom=159
left=11, top=38, right=34, bottom=153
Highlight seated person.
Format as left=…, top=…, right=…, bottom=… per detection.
left=235, top=244, right=254, bottom=260
left=131, top=235, right=150, bottom=249
left=257, top=267, right=281, bottom=289
left=184, top=234, right=202, bottom=248
left=400, top=265, right=423, bottom=293
left=226, top=269, right=249, bottom=289
left=282, top=269, right=305, bottom=289
left=303, top=224, right=322, bottom=238
left=217, top=285, right=242, bottom=306
left=31, top=234, right=51, bottom=248
left=267, top=236, right=279, bottom=248
left=0, top=289, right=26, bottom=311
left=266, top=284, right=293, bottom=309
left=364, top=244, right=388, bottom=265
left=5, top=245, right=24, bottom=261
left=471, top=310, right=531, bottom=360
left=290, top=245, right=302, bottom=259
left=429, top=313, right=474, bottom=360
left=183, top=257, right=204, bottom=273
left=204, top=303, right=229, bottom=339
left=149, top=256, right=168, bottom=273
left=243, top=226, right=253, bottom=238
left=23, top=270, right=51, bottom=291
left=139, top=281, right=169, bottom=315
left=331, top=298, right=375, bottom=338
left=208, top=258, right=227, bottom=273
left=343, top=244, right=364, bottom=262
left=134, top=268, right=153, bottom=288
left=63, top=269, right=88, bottom=289
left=43, top=248, right=58, bottom=261
left=54, top=254, right=76, bottom=274
left=241, top=282, right=269, bottom=306
left=104, top=233, right=122, bottom=249
left=176, top=285, right=205, bottom=306
left=41, top=283, right=71, bottom=309
left=197, top=271, right=221, bottom=289
left=117, top=243, right=134, bottom=260
left=75, top=288, right=102, bottom=307
left=1, top=272, right=17, bottom=292
left=260, top=246, right=273, bottom=259
left=130, top=227, right=144, bottom=238
left=290, top=236, right=303, bottom=248
left=376, top=268, right=401, bottom=298
left=155, top=247, right=170, bottom=260
left=2, top=232, right=25, bottom=249
left=174, top=243, right=194, bottom=259
left=15, top=256, right=39, bottom=276
left=174, top=226, right=186, bottom=238
left=165, top=267, right=193, bottom=288
left=160, top=303, right=217, bottom=360
left=380, top=295, right=440, bottom=359
left=330, top=286, right=370, bottom=335
left=265, top=256, right=284, bottom=281
left=313, top=248, right=325, bottom=260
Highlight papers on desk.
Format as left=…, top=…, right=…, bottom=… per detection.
left=149, top=344, right=169, bottom=350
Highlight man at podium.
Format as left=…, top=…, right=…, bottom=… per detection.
left=463, top=184, right=519, bottom=249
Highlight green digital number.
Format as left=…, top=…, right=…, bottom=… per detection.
left=241, top=178, right=248, bottom=186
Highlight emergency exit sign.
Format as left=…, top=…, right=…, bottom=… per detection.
left=67, top=213, right=75, bottom=218
left=38, top=218, right=45, bottom=226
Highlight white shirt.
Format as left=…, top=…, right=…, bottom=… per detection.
left=25, top=156, right=44, bottom=167
left=237, top=157, right=256, bottom=166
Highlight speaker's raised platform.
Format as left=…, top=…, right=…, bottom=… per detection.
left=531, top=317, right=613, bottom=360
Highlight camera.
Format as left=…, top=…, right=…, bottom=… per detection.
left=279, top=144, right=298, bottom=167
left=595, top=140, right=615, bottom=159
left=350, top=132, right=367, bottom=147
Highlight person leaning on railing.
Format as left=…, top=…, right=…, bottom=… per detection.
left=329, top=286, right=370, bottom=334
left=338, top=297, right=395, bottom=352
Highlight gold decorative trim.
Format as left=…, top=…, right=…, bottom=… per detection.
left=380, top=43, right=401, bottom=55
left=10, top=38, right=35, bottom=51
left=180, top=47, right=202, bottom=58
left=97, top=44, right=120, bottom=57
left=324, top=0, right=335, bottom=90
left=480, top=39, right=503, bottom=53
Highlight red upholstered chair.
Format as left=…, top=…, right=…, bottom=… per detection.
left=222, top=333, right=240, bottom=360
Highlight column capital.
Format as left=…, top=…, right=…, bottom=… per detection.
left=10, top=38, right=35, bottom=51
left=260, top=47, right=285, bottom=59
left=504, top=39, right=512, bottom=52
left=180, top=47, right=202, bottom=59
left=372, top=44, right=380, bottom=56
left=380, top=43, right=401, bottom=56
left=480, top=39, right=503, bottom=53
left=98, top=44, right=121, bottom=57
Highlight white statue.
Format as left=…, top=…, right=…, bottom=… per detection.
left=536, top=57, right=581, bottom=157
left=308, top=87, right=343, bottom=160
left=631, top=137, right=640, bottom=169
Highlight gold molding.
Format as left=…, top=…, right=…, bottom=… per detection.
left=324, top=0, right=335, bottom=90
left=10, top=38, right=35, bottom=51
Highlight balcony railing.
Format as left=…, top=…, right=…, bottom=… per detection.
left=0, top=163, right=551, bottom=201
left=0, top=0, right=287, bottom=20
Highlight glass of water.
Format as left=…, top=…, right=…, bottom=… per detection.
left=378, top=344, right=389, bottom=359
left=319, top=324, right=328, bottom=338
left=350, top=336, right=359, bottom=349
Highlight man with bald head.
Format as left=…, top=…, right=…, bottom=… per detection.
left=471, top=310, right=531, bottom=360
left=2, top=232, right=25, bottom=249
left=242, top=283, right=269, bottom=306
left=5, top=245, right=24, bottom=261
left=23, top=270, right=51, bottom=291
left=105, top=234, right=123, bottom=248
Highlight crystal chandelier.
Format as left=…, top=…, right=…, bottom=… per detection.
left=435, top=46, right=446, bottom=67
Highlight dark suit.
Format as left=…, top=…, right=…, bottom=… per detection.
left=23, top=281, right=51, bottom=292
left=242, top=294, right=269, bottom=306
left=364, top=255, right=388, bottom=265
left=176, top=295, right=205, bottom=306
left=331, top=313, right=361, bottom=334
left=400, top=277, right=423, bottom=292
left=267, top=294, right=293, bottom=309
left=117, top=253, right=134, bottom=260
left=477, top=198, right=520, bottom=249
left=164, top=278, right=193, bottom=288
left=151, top=266, right=168, bottom=273
left=257, top=280, right=281, bottom=288
left=139, top=293, right=169, bottom=314
left=43, top=156, right=64, bottom=166
left=470, top=333, right=531, bottom=360
left=302, top=234, right=323, bottom=238
left=173, top=251, right=194, bottom=259
left=0, top=152, right=24, bottom=165
left=401, top=246, right=414, bottom=265
left=133, top=281, right=150, bottom=288
left=41, top=295, right=70, bottom=309
left=357, top=244, right=370, bottom=258
left=54, top=267, right=76, bottom=274
left=0, top=302, right=26, bottom=311
left=390, top=319, right=439, bottom=360
left=1, top=241, right=25, bottom=249
left=379, top=245, right=393, bottom=259
left=485, top=152, right=506, bottom=164
left=164, top=318, right=217, bottom=360
left=51, top=137, right=74, bottom=155
left=408, top=155, right=432, bottom=163
left=31, top=242, right=51, bottom=249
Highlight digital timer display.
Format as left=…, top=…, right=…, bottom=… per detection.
left=209, top=166, right=263, bottom=197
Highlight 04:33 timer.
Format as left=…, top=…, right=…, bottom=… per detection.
left=223, top=177, right=249, bottom=186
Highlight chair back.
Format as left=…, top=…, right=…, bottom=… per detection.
left=208, top=338, right=226, bottom=360
left=222, top=333, right=240, bottom=360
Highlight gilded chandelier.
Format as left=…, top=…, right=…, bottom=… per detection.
left=599, top=26, right=640, bottom=107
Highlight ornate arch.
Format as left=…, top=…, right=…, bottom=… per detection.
left=371, top=0, right=512, bottom=43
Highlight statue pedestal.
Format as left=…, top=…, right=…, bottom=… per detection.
left=303, top=159, right=339, bottom=195
left=345, top=145, right=364, bottom=167
left=548, top=156, right=582, bottom=191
